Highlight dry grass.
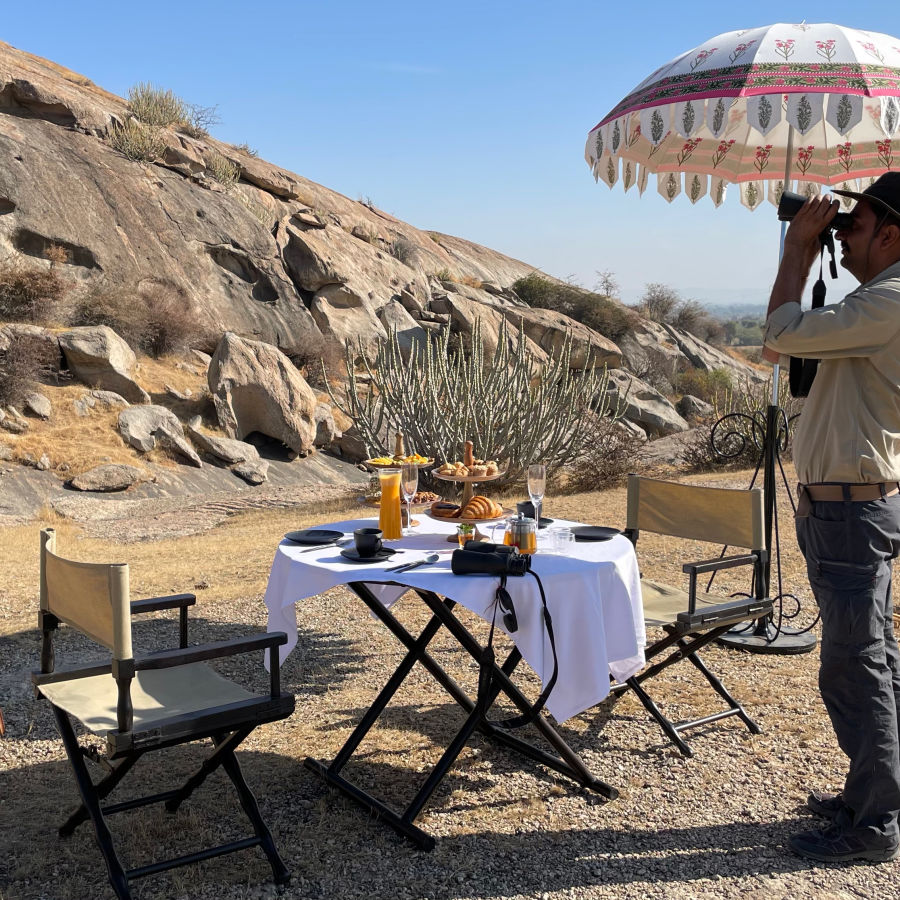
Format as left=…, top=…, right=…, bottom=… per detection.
left=2, top=354, right=210, bottom=476
left=2, top=472, right=898, bottom=899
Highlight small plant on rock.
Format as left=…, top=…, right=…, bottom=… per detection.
left=109, top=118, right=166, bottom=162
left=389, top=238, right=417, bottom=266
left=127, top=82, right=188, bottom=127
left=204, top=151, right=240, bottom=189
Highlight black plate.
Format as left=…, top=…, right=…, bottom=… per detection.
left=572, top=525, right=621, bottom=542
left=538, top=517, right=554, bottom=529
left=284, top=529, right=344, bottom=545
left=339, top=547, right=398, bottom=564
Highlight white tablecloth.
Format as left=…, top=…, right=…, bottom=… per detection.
left=263, top=515, right=645, bottom=723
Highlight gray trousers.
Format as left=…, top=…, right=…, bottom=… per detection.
left=796, top=494, right=900, bottom=842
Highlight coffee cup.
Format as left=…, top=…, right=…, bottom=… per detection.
left=354, top=527, right=383, bottom=557
left=517, top=500, right=535, bottom=519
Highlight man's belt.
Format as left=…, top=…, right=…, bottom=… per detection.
left=798, top=482, right=900, bottom=502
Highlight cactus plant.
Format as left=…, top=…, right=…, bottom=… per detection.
left=327, top=319, right=619, bottom=481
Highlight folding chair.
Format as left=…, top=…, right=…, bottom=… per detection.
left=32, top=528, right=295, bottom=900
left=614, top=475, right=774, bottom=757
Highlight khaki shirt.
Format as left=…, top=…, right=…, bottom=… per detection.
left=763, top=259, right=900, bottom=484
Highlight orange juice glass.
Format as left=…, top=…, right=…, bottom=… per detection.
left=378, top=471, right=403, bottom=539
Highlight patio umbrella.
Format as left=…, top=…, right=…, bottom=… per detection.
left=585, top=22, right=900, bottom=652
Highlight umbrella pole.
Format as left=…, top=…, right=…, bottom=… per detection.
left=718, top=126, right=816, bottom=654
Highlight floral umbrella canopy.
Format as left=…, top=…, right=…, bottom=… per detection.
left=585, top=22, right=900, bottom=210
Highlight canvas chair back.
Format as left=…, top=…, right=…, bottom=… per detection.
left=626, top=475, right=764, bottom=551
left=40, top=528, right=133, bottom=660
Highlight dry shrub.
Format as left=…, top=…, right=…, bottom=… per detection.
left=459, top=275, right=483, bottom=289
left=0, top=260, right=69, bottom=322
left=70, top=283, right=209, bottom=357
left=204, top=151, right=240, bottom=189
left=674, top=366, right=733, bottom=404
left=0, top=332, right=57, bottom=407
left=562, top=415, right=646, bottom=493
left=127, top=82, right=187, bottom=126
left=108, top=118, right=166, bottom=162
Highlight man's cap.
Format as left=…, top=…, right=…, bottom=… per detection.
left=833, top=172, right=900, bottom=221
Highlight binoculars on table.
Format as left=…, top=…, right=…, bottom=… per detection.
left=451, top=541, right=531, bottom=577
left=777, top=190, right=854, bottom=234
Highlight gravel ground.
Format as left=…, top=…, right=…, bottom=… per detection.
left=1, top=473, right=898, bottom=900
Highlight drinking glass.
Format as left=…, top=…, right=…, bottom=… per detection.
left=400, top=462, right=418, bottom=536
left=527, top=463, right=546, bottom=535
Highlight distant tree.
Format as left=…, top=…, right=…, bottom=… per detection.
left=594, top=269, right=619, bottom=299
left=637, top=282, right=680, bottom=323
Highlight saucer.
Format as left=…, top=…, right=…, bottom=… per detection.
left=339, top=547, right=398, bottom=564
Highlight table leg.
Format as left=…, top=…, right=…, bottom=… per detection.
left=305, top=581, right=617, bottom=851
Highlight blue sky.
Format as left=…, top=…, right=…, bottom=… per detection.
left=3, top=1, right=898, bottom=305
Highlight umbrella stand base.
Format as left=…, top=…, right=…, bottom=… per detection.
left=716, top=622, right=816, bottom=655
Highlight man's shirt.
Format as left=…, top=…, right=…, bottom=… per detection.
left=764, top=259, right=900, bottom=484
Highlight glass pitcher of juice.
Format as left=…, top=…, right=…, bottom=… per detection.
left=378, top=470, right=403, bottom=540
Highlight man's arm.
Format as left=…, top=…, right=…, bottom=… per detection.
left=762, top=196, right=839, bottom=362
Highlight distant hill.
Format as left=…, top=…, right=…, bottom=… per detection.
left=702, top=303, right=767, bottom=321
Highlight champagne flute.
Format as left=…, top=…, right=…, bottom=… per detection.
left=400, top=462, right=418, bottom=536
left=527, top=463, right=546, bottom=537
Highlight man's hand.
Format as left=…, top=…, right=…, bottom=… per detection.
left=763, top=195, right=839, bottom=364
left=782, top=195, right=839, bottom=272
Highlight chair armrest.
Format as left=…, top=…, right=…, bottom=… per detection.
left=682, top=553, right=759, bottom=576
left=33, top=661, right=112, bottom=687
left=131, top=593, right=196, bottom=615
left=676, top=597, right=773, bottom=631
left=135, top=632, right=288, bottom=671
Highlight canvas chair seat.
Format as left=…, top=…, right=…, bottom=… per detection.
left=639, top=578, right=725, bottom=628
left=615, top=475, right=774, bottom=757
left=40, top=663, right=255, bottom=737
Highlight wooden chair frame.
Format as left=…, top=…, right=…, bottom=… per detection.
left=32, top=529, right=295, bottom=899
left=614, top=475, right=774, bottom=757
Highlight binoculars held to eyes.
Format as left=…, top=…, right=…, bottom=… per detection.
left=451, top=541, right=532, bottom=577
left=777, top=190, right=854, bottom=233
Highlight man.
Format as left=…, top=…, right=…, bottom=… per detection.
left=764, top=172, right=900, bottom=864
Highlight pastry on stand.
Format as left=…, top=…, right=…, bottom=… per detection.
left=430, top=442, right=507, bottom=542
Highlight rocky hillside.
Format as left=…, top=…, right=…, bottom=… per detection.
left=0, top=41, right=765, bottom=499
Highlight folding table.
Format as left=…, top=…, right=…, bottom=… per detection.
left=264, top=516, right=645, bottom=849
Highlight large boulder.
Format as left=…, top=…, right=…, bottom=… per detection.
left=377, top=300, right=428, bottom=360
left=208, top=332, right=317, bottom=454
left=617, top=320, right=683, bottom=391
left=605, top=369, right=689, bottom=438
left=69, top=464, right=147, bottom=492
left=58, top=326, right=149, bottom=403
left=118, top=405, right=202, bottom=466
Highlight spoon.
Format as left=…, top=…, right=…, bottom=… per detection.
left=385, top=553, right=440, bottom=573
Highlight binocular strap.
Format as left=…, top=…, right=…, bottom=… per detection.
left=789, top=246, right=827, bottom=398
left=476, top=572, right=559, bottom=730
